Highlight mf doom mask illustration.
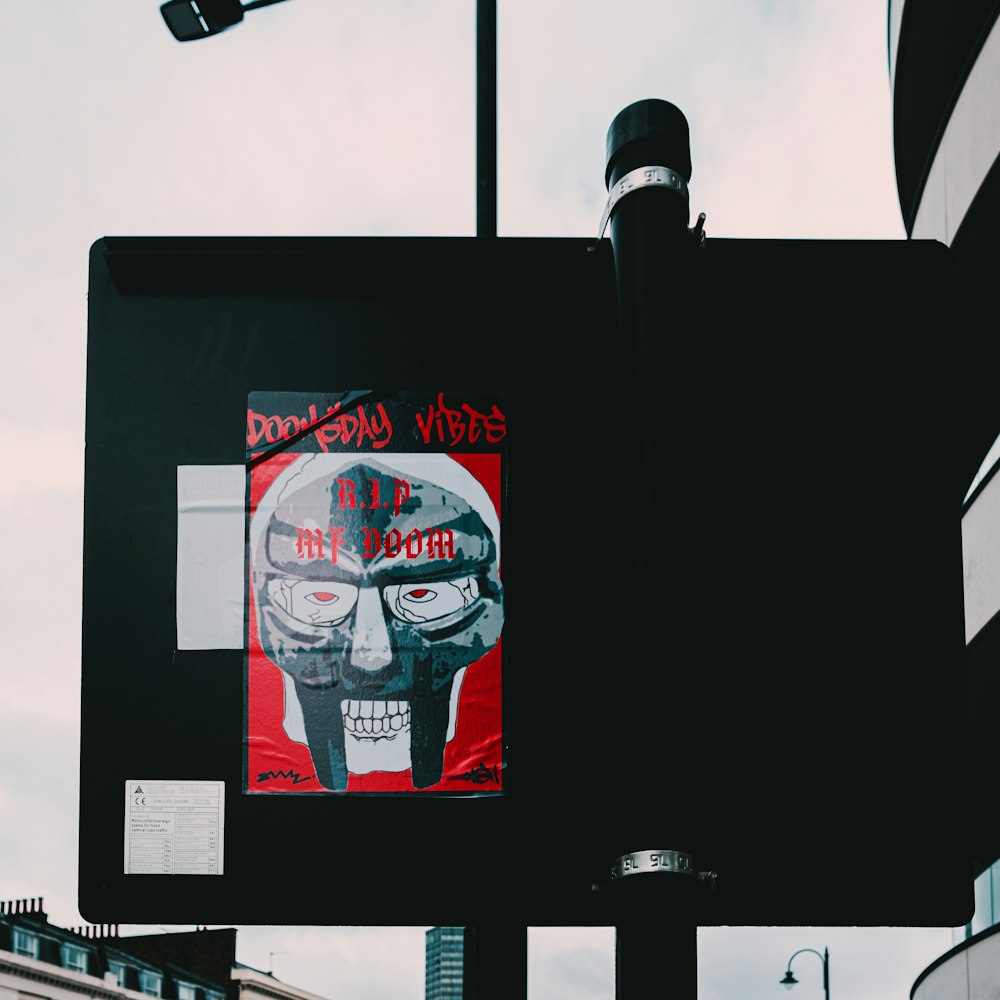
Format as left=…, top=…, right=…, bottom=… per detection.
left=249, top=453, right=504, bottom=791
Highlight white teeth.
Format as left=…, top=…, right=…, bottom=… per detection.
left=340, top=699, right=411, bottom=738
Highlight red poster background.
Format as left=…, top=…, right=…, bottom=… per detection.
left=246, top=452, right=503, bottom=793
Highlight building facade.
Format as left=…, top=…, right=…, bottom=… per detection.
left=890, top=1, right=1000, bottom=997
left=0, top=899, right=328, bottom=1000
left=424, top=928, right=463, bottom=1000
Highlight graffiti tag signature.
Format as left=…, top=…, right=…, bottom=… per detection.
left=257, top=768, right=314, bottom=785
left=455, top=762, right=500, bottom=785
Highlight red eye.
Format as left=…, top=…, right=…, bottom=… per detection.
left=409, top=589, right=429, bottom=599
left=308, top=592, right=336, bottom=604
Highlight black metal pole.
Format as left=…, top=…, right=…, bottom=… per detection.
left=462, top=925, right=527, bottom=1000
left=616, top=921, right=698, bottom=1000
left=604, top=99, right=693, bottom=550
left=476, top=0, right=497, bottom=237
left=603, top=101, right=699, bottom=999
left=465, top=4, right=505, bottom=991
left=609, top=854, right=700, bottom=1000
left=467, top=8, right=516, bottom=993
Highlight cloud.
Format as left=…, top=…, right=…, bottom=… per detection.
left=0, top=704, right=82, bottom=925
left=496, top=1, right=903, bottom=239
left=0, top=6, right=945, bottom=1000
left=697, top=925, right=956, bottom=1000
left=232, top=925, right=427, bottom=1000
left=529, top=928, right=615, bottom=999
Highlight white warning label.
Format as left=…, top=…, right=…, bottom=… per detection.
left=124, top=780, right=224, bottom=875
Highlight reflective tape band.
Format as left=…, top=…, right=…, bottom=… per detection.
left=610, top=849, right=696, bottom=880
left=598, top=165, right=689, bottom=239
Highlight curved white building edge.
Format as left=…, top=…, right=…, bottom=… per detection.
left=909, top=12, right=1000, bottom=244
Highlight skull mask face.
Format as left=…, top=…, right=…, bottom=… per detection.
left=251, top=453, right=504, bottom=790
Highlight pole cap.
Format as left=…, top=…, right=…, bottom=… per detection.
left=605, top=99, right=692, bottom=189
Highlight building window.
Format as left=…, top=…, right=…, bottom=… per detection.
left=12, top=929, right=39, bottom=960
left=61, top=943, right=90, bottom=974
left=108, top=959, right=127, bottom=987
left=140, top=970, right=163, bottom=997
left=972, top=867, right=994, bottom=936
left=176, top=981, right=198, bottom=1000
left=205, top=990, right=224, bottom=1000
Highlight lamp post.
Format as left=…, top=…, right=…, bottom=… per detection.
left=780, top=947, right=829, bottom=1000
left=160, top=0, right=498, bottom=238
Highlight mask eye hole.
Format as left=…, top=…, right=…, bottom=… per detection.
left=383, top=577, right=480, bottom=623
left=307, top=591, right=338, bottom=605
left=268, top=579, right=359, bottom=626
left=404, top=588, right=433, bottom=602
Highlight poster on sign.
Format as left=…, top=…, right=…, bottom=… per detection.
left=244, top=390, right=506, bottom=795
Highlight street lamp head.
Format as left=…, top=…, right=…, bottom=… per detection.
left=160, top=0, right=244, bottom=40
left=160, top=0, right=290, bottom=41
left=780, top=971, right=799, bottom=990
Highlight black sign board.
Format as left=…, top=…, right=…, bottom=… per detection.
left=80, top=234, right=971, bottom=928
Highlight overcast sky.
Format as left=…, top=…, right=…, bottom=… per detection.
left=0, top=2, right=961, bottom=999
